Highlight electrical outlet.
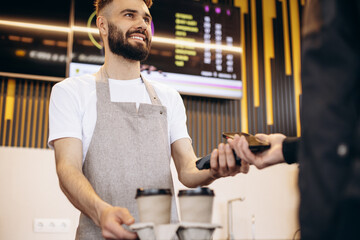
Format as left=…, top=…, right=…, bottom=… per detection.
left=33, top=218, right=71, bottom=233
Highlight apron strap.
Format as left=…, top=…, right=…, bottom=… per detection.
left=95, top=66, right=107, bottom=82
left=141, top=73, right=162, bottom=105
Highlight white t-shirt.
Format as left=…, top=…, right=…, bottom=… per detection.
left=48, top=74, right=190, bottom=163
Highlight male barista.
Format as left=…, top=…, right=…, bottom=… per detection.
left=48, top=0, right=250, bottom=239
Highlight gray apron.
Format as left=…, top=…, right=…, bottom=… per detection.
left=76, top=67, right=177, bottom=239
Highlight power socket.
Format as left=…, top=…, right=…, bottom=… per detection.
left=33, top=218, right=71, bottom=233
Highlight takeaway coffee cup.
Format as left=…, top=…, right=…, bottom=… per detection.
left=178, top=187, right=215, bottom=223
left=135, top=188, right=172, bottom=224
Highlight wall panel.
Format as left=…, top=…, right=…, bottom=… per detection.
left=0, top=78, right=53, bottom=148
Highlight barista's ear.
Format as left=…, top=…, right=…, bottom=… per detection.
left=97, top=16, right=108, bottom=37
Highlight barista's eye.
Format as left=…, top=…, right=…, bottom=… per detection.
left=125, top=13, right=134, bottom=18
left=144, top=17, right=151, bottom=25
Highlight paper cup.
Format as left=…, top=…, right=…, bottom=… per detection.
left=178, top=187, right=215, bottom=223
left=135, top=188, right=172, bottom=225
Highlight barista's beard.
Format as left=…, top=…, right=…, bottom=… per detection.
left=107, top=22, right=151, bottom=61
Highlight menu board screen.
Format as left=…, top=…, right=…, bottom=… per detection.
left=70, top=0, right=242, bottom=99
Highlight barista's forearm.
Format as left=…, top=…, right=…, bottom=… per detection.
left=56, top=161, right=111, bottom=226
left=172, top=138, right=219, bottom=187
left=178, top=168, right=216, bottom=188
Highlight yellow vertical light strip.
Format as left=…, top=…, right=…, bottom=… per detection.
left=251, top=0, right=260, bottom=107
left=280, top=0, right=292, bottom=75
left=26, top=82, right=33, bottom=148
left=289, top=0, right=302, bottom=136
left=262, top=0, right=276, bottom=125
left=31, top=82, right=39, bottom=148
left=301, top=0, right=305, bottom=6
left=43, top=83, right=51, bottom=148
left=37, top=84, right=45, bottom=148
left=3, top=79, right=16, bottom=145
left=20, top=81, right=28, bottom=146
left=14, top=81, right=21, bottom=146
left=235, top=0, right=249, bottom=133
left=0, top=80, right=4, bottom=140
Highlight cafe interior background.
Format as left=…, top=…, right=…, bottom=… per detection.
left=0, top=0, right=304, bottom=239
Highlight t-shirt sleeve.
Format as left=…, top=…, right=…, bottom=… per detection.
left=48, top=82, right=83, bottom=148
left=169, top=91, right=191, bottom=144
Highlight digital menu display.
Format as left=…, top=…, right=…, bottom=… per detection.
left=0, top=0, right=242, bottom=99
left=149, top=1, right=241, bottom=80
left=71, top=0, right=242, bottom=99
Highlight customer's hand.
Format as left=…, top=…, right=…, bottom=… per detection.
left=228, top=134, right=286, bottom=169
left=100, top=206, right=137, bottom=239
left=209, top=143, right=250, bottom=179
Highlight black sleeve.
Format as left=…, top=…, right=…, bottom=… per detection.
left=282, top=137, right=300, bottom=164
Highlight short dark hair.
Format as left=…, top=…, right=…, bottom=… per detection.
left=95, top=0, right=153, bottom=15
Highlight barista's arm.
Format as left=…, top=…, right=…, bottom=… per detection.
left=171, top=138, right=249, bottom=188
left=53, top=137, right=137, bottom=239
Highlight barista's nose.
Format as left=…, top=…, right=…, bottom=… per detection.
left=135, top=21, right=151, bottom=40
left=135, top=17, right=149, bottom=32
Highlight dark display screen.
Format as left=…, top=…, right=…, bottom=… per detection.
left=0, top=1, right=70, bottom=77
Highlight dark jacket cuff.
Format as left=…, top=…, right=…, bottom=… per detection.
left=282, top=137, right=300, bottom=164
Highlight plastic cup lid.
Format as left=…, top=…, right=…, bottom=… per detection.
left=178, top=187, right=215, bottom=197
left=135, top=188, right=172, bottom=199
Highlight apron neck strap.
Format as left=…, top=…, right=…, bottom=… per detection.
left=140, top=73, right=162, bottom=105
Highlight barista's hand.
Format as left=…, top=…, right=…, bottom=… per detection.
left=209, top=143, right=250, bottom=178
left=100, top=206, right=137, bottom=240
left=228, top=134, right=286, bottom=169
